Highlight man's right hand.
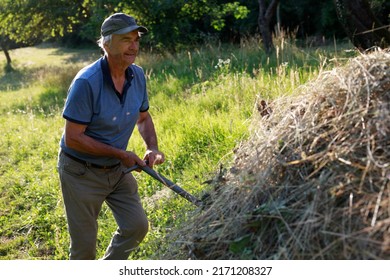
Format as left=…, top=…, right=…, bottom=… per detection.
left=120, top=151, right=146, bottom=168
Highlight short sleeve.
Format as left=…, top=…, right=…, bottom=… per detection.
left=62, top=78, right=93, bottom=125
left=136, top=66, right=149, bottom=112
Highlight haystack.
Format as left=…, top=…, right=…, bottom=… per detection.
left=163, top=49, right=390, bottom=260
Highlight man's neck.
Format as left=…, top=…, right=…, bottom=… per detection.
left=106, top=56, right=127, bottom=79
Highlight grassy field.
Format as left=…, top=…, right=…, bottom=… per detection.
left=0, top=38, right=356, bottom=259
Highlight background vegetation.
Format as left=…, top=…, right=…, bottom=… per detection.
left=1, top=0, right=389, bottom=61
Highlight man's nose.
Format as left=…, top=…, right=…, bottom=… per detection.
left=129, top=41, right=138, bottom=49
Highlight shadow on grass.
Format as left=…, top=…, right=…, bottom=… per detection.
left=10, top=87, right=67, bottom=116
left=50, top=46, right=101, bottom=65
left=0, top=66, right=27, bottom=91
left=10, top=87, right=67, bottom=117
left=1, top=44, right=99, bottom=92
left=37, top=87, right=67, bottom=113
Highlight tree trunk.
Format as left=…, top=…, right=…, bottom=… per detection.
left=3, top=48, right=12, bottom=66
left=0, top=41, right=12, bottom=66
left=334, top=0, right=390, bottom=50
left=258, top=0, right=280, bottom=54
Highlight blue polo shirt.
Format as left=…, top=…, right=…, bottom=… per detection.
left=60, top=56, right=149, bottom=166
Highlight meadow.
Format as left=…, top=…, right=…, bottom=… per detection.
left=0, top=37, right=355, bottom=259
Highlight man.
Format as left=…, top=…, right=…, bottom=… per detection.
left=57, top=13, right=164, bottom=260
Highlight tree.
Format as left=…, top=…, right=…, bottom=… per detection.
left=257, top=0, right=280, bottom=54
left=0, top=0, right=21, bottom=67
left=334, top=0, right=390, bottom=50
left=118, top=0, right=250, bottom=50
left=0, top=0, right=85, bottom=66
left=0, top=35, right=13, bottom=68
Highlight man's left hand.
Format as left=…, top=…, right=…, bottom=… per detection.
left=144, top=149, right=165, bottom=167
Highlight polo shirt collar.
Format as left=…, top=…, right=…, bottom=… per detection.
left=100, top=56, right=134, bottom=90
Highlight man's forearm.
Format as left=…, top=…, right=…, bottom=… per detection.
left=137, top=113, right=159, bottom=151
left=65, top=130, right=127, bottom=159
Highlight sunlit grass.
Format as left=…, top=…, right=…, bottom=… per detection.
left=0, top=44, right=101, bottom=68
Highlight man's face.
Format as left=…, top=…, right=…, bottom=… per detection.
left=106, top=30, right=140, bottom=66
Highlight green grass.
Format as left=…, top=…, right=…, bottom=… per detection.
left=0, top=39, right=356, bottom=259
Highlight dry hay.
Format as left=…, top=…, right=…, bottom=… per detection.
left=162, top=49, right=390, bottom=260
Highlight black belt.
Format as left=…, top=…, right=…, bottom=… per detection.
left=62, top=151, right=121, bottom=169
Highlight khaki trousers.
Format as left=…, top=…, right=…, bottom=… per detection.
left=57, top=151, right=148, bottom=260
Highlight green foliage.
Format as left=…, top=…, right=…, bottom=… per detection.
left=76, top=0, right=123, bottom=43
left=1, top=0, right=388, bottom=61
left=0, top=0, right=84, bottom=44
left=180, top=0, right=249, bottom=31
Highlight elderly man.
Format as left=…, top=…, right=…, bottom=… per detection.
left=57, top=13, right=164, bottom=260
